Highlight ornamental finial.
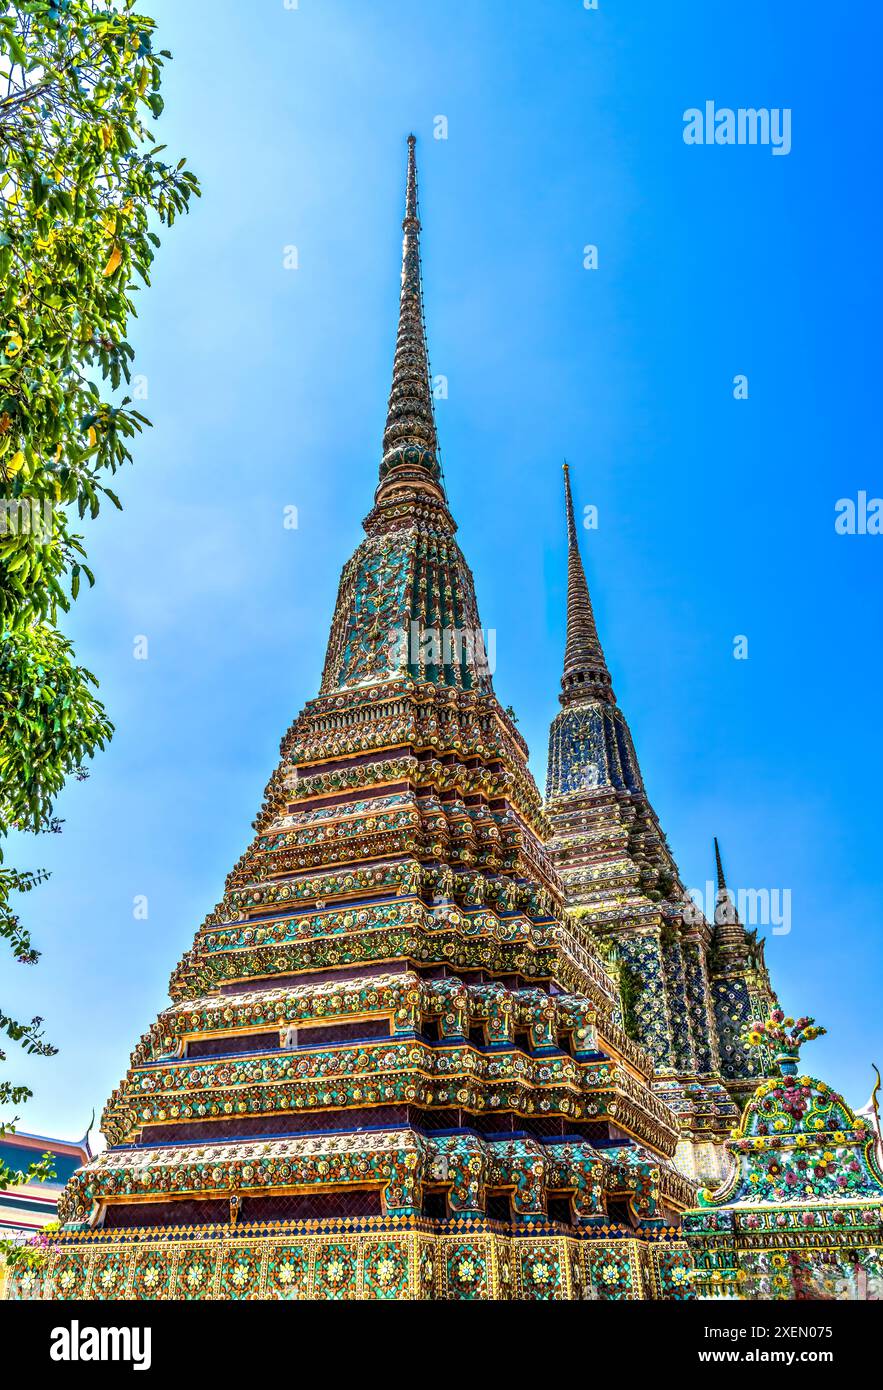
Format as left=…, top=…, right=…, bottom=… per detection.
left=559, top=462, right=615, bottom=706
left=405, top=134, right=419, bottom=224
left=562, top=460, right=578, bottom=548
left=376, top=136, right=444, bottom=504
left=744, top=1007, right=826, bottom=1076
left=713, top=835, right=726, bottom=895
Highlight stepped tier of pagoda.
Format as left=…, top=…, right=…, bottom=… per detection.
left=544, top=464, right=779, bottom=1182
left=32, top=138, right=697, bottom=1302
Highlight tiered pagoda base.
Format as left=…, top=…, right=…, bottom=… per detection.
left=12, top=1218, right=692, bottom=1301
left=687, top=1203, right=883, bottom=1301
left=22, top=672, right=698, bottom=1301
left=545, top=776, right=745, bottom=1186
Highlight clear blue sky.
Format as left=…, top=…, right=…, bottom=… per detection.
left=7, top=0, right=882, bottom=1140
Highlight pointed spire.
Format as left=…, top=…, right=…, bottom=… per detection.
left=376, top=135, right=445, bottom=506
left=560, top=462, right=615, bottom=705
left=714, top=836, right=728, bottom=897
left=712, top=836, right=743, bottom=941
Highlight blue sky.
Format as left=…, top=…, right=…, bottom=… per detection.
left=7, top=0, right=882, bottom=1140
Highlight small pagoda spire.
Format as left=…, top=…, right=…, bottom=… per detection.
left=376, top=135, right=445, bottom=503
left=712, top=836, right=744, bottom=944
left=714, top=836, right=728, bottom=898
left=560, top=462, right=615, bottom=705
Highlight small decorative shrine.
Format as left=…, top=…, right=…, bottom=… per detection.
left=684, top=1010, right=883, bottom=1299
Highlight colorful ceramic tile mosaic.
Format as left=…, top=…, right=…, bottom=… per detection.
left=683, top=1012, right=883, bottom=1298
left=9, top=1222, right=694, bottom=1303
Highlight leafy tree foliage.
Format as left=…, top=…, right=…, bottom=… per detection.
left=0, top=0, right=199, bottom=624
left=1, top=623, right=111, bottom=830
left=0, top=0, right=198, bottom=1205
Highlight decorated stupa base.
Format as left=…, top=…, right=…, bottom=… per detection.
left=684, top=1012, right=883, bottom=1299
left=9, top=1217, right=693, bottom=1302
left=686, top=1203, right=883, bottom=1300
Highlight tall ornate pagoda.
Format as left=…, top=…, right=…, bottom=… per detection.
left=544, top=465, right=778, bottom=1182
left=29, top=139, right=697, bottom=1303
